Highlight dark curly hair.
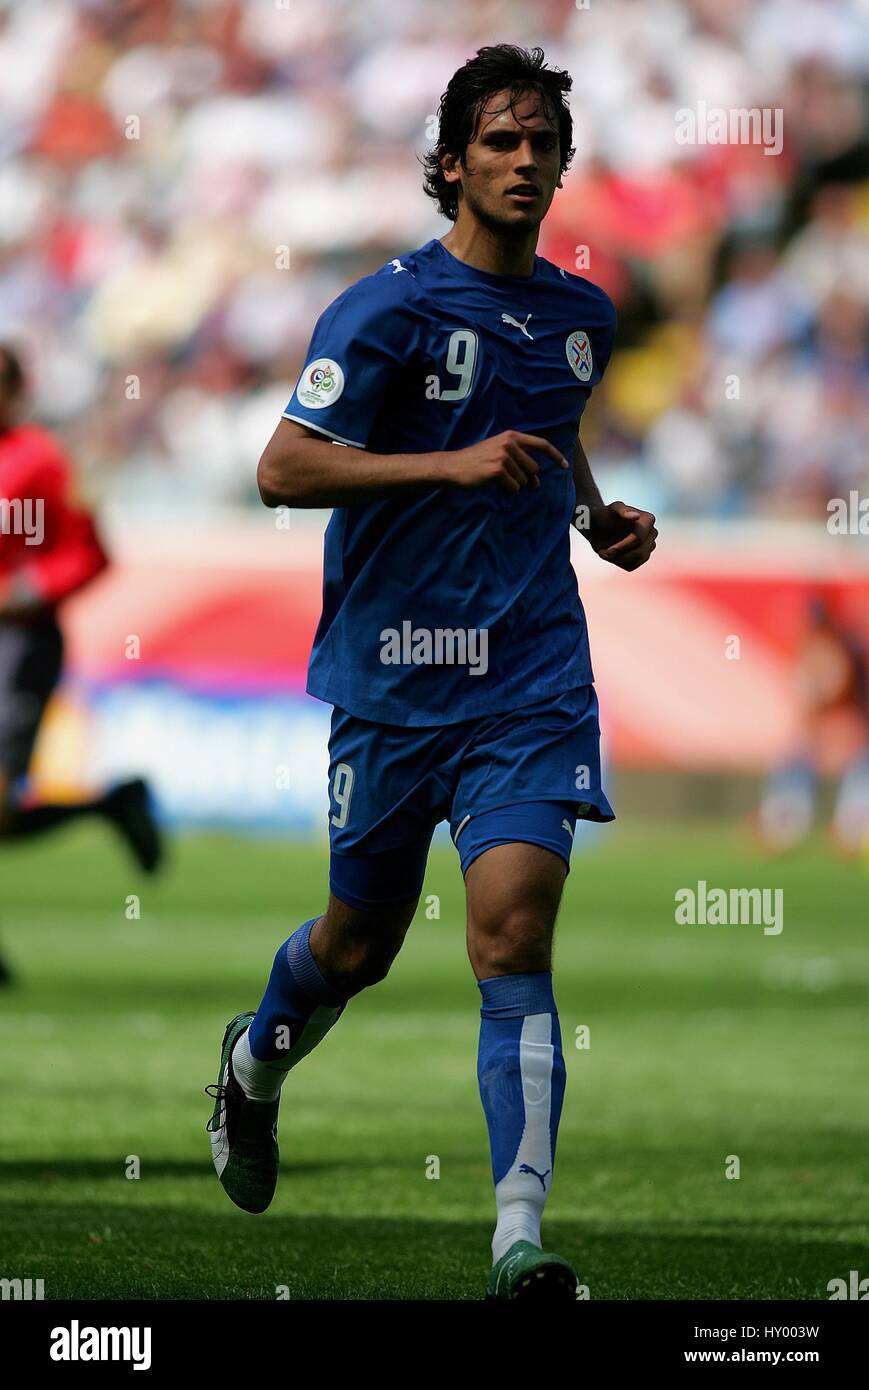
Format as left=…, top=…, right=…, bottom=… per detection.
left=423, top=45, right=575, bottom=222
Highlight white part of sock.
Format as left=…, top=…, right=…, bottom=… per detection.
left=492, top=1196, right=544, bottom=1264
left=230, top=1027, right=284, bottom=1103
left=231, top=1006, right=344, bottom=1103
left=491, top=1012, right=555, bottom=1265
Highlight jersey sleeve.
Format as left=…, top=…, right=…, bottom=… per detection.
left=283, top=272, right=419, bottom=449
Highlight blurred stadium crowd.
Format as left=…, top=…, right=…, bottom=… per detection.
left=0, top=0, right=866, bottom=517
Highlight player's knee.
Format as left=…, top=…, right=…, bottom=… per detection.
left=469, top=906, right=553, bottom=977
left=326, top=936, right=398, bottom=991
left=318, top=896, right=416, bottom=991
left=346, top=945, right=395, bottom=988
left=472, top=941, right=552, bottom=977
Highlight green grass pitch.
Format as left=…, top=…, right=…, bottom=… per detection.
left=0, top=820, right=866, bottom=1300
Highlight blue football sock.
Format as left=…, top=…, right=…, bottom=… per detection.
left=232, top=919, right=348, bottom=1101
left=477, top=971, right=566, bottom=1264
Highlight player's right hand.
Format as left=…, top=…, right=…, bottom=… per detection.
left=443, top=430, right=569, bottom=494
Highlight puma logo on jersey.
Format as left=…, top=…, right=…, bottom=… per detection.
left=561, top=818, right=574, bottom=835
left=501, top=312, right=533, bottom=340
left=389, top=258, right=409, bottom=274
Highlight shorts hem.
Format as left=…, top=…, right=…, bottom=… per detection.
left=328, top=876, right=424, bottom=914
left=453, top=792, right=615, bottom=839
left=460, top=835, right=573, bottom=878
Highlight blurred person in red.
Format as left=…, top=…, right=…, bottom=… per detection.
left=757, top=594, right=869, bottom=854
left=0, top=345, right=162, bottom=979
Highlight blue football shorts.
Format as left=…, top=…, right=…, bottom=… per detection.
left=326, top=685, right=614, bottom=912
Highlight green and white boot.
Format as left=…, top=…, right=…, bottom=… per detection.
left=485, top=1240, right=579, bottom=1301
left=206, top=1013, right=279, bottom=1214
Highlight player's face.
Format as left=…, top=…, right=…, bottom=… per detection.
left=449, top=89, right=563, bottom=234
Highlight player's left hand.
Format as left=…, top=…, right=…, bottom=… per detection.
left=586, top=501, right=657, bottom=571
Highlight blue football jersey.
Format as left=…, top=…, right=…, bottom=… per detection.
left=283, top=237, right=617, bottom=726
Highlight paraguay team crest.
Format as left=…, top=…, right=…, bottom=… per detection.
left=296, top=357, right=345, bottom=409
left=565, top=330, right=593, bottom=382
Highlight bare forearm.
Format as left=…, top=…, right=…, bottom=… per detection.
left=258, top=432, right=450, bottom=508
left=571, top=437, right=604, bottom=524
left=258, top=418, right=570, bottom=507
left=570, top=435, right=659, bottom=568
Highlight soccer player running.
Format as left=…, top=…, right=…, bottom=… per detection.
left=207, top=45, right=656, bottom=1299
left=0, top=346, right=162, bottom=977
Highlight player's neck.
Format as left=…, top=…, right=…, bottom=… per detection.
left=440, top=220, right=538, bottom=278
